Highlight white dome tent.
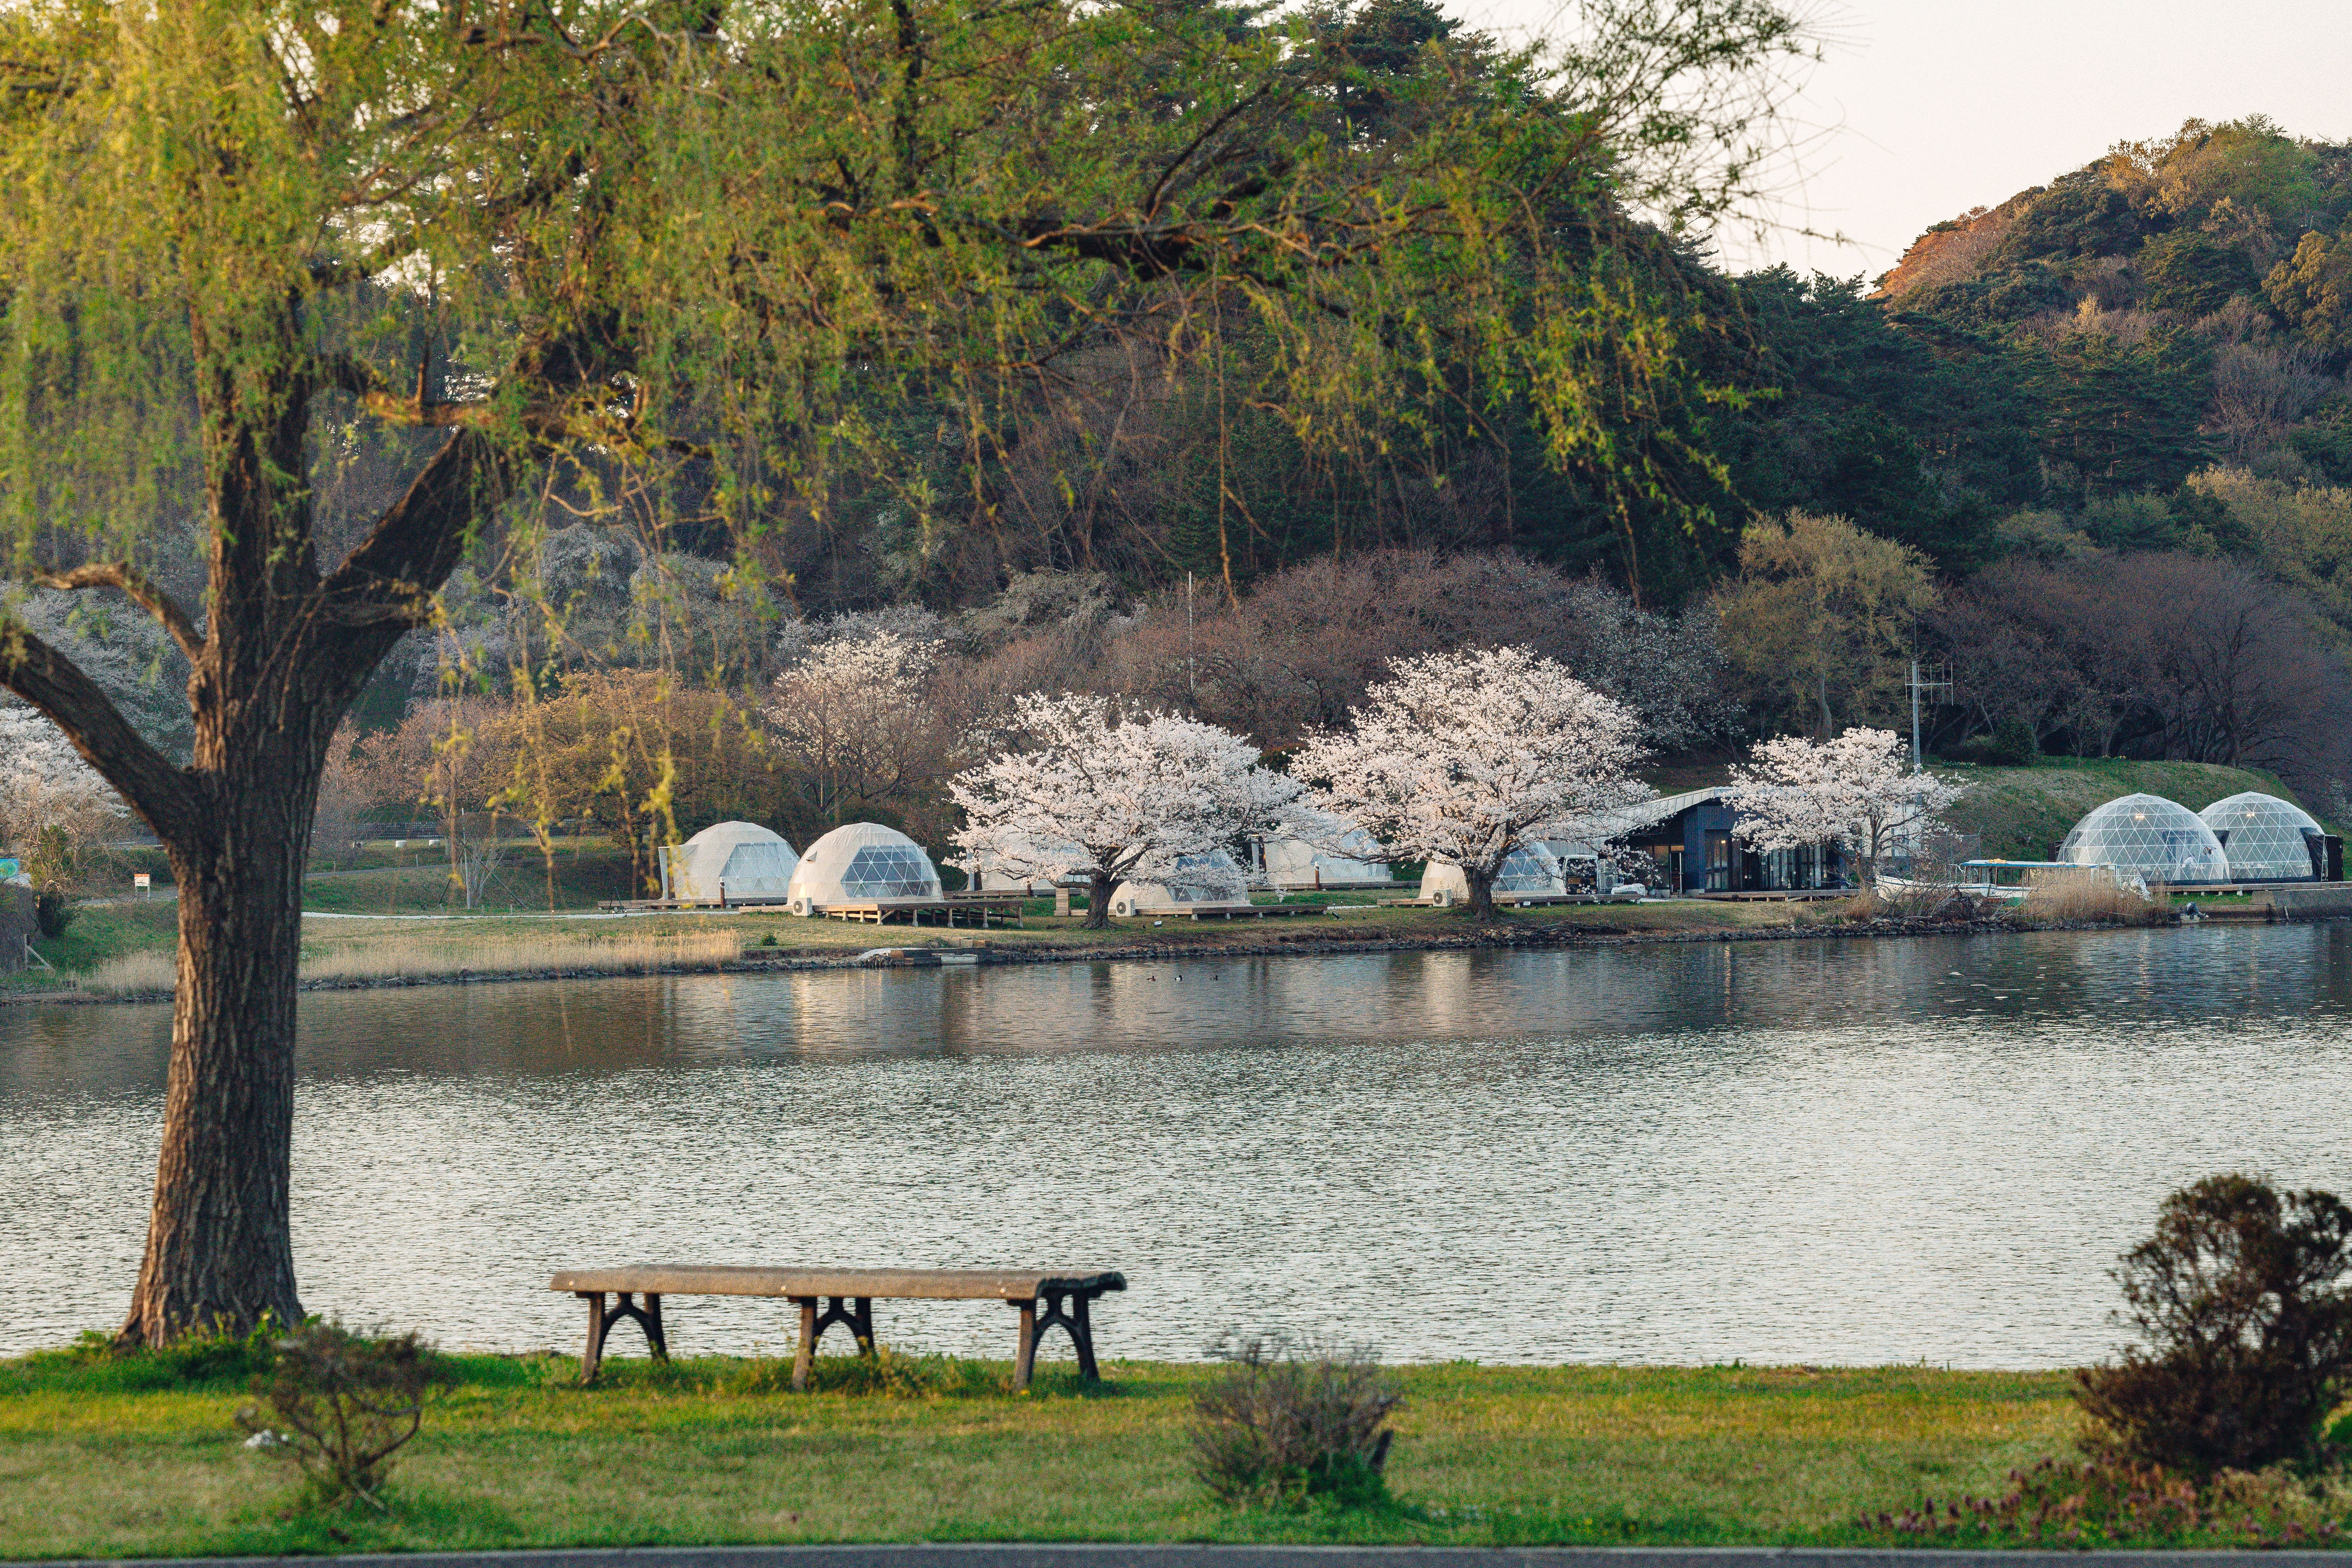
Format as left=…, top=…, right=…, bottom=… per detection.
left=660, top=821, right=799, bottom=905
left=1258, top=826, right=1390, bottom=891
left=2058, top=793, right=2229, bottom=885
left=971, top=834, right=1085, bottom=895
left=1109, top=850, right=1251, bottom=917
left=786, top=822, right=943, bottom=914
left=1419, top=841, right=1564, bottom=906
left=2200, top=791, right=2327, bottom=881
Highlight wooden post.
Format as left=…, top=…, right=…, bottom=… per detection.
left=792, top=1297, right=817, bottom=1391
left=1013, top=1298, right=1038, bottom=1390
left=579, top=1291, right=608, bottom=1383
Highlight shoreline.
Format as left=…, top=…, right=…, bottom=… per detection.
left=0, top=910, right=2172, bottom=1007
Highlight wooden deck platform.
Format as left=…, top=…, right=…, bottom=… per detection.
left=822, top=897, right=1024, bottom=928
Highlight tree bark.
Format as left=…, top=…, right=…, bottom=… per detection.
left=1464, top=864, right=1496, bottom=920
left=121, top=738, right=327, bottom=1343
left=1083, top=868, right=1113, bottom=929
left=106, top=427, right=495, bottom=1345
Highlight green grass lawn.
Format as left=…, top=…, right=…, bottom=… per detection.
left=0, top=1348, right=2085, bottom=1559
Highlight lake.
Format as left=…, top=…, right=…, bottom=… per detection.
left=5, top=924, right=2350, bottom=1368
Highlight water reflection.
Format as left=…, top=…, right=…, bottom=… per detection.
left=4, top=924, right=2350, bottom=1366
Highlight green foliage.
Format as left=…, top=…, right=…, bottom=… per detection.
left=2076, top=1174, right=2352, bottom=1476
left=2266, top=229, right=2352, bottom=358
left=2140, top=230, right=2255, bottom=316
left=0, top=1319, right=280, bottom=1395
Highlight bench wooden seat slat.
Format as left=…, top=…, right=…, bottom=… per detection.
left=548, top=1265, right=1122, bottom=1301
left=550, top=1264, right=1124, bottom=1389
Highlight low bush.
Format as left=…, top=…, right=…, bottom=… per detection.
left=2076, top=1174, right=2352, bottom=1475
left=33, top=890, right=74, bottom=940
left=1190, top=1337, right=1401, bottom=1508
left=1858, top=1455, right=2347, bottom=1548
left=238, top=1321, right=443, bottom=1510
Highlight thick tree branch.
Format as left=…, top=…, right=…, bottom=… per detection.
left=315, top=426, right=503, bottom=639
left=0, top=624, right=198, bottom=843
left=32, top=562, right=205, bottom=664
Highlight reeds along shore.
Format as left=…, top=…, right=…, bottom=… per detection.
left=82, top=929, right=744, bottom=997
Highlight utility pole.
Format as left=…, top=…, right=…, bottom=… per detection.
left=1186, top=570, right=1196, bottom=699
left=1911, top=660, right=1922, bottom=773
left=1908, top=660, right=1951, bottom=773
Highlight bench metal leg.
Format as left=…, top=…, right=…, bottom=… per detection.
left=576, top=1290, right=667, bottom=1383
left=790, top=1294, right=877, bottom=1390
left=1012, top=1288, right=1105, bottom=1390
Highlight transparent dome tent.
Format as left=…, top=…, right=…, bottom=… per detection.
left=1420, top=841, right=1564, bottom=905
left=2199, top=791, right=2326, bottom=881
left=1110, top=850, right=1251, bottom=917
left=659, top=821, right=798, bottom=904
left=786, top=822, right=942, bottom=914
left=2058, top=793, right=2229, bottom=885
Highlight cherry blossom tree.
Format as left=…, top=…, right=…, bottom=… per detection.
left=949, top=694, right=1300, bottom=929
left=1290, top=646, right=1647, bottom=919
left=1728, top=728, right=1965, bottom=887
left=0, top=701, right=129, bottom=918
left=764, top=630, right=947, bottom=829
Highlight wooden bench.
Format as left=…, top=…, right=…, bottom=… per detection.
left=548, top=1265, right=1125, bottom=1389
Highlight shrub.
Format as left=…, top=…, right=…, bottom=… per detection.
left=33, top=889, right=73, bottom=940
left=238, top=1321, right=440, bottom=1509
left=1189, top=1337, right=1401, bottom=1507
left=2075, top=1174, right=2352, bottom=1475
left=1858, top=1455, right=2347, bottom=1548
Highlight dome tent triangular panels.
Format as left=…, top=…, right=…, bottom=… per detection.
left=2198, top=791, right=2325, bottom=881
left=661, top=821, right=800, bottom=903
left=1419, top=841, right=1565, bottom=904
left=1110, top=850, right=1251, bottom=917
left=786, top=822, right=943, bottom=914
left=2058, top=793, right=2229, bottom=885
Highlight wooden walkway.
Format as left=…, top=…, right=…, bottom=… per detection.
left=822, top=897, right=1025, bottom=929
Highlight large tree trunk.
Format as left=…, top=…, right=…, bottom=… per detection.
left=121, top=742, right=327, bottom=1343
left=1083, top=868, right=1113, bottom=930
left=1463, top=864, right=1497, bottom=920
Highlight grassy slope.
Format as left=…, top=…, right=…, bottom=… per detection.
left=0, top=1352, right=2074, bottom=1559
left=1939, top=758, right=2325, bottom=862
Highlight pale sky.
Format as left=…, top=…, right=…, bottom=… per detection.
left=1463, top=0, right=2352, bottom=281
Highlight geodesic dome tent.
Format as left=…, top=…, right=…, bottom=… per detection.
left=1109, top=850, right=1251, bottom=916
left=1259, top=827, right=1390, bottom=890
left=785, top=822, right=942, bottom=913
left=1419, top=841, right=1565, bottom=905
left=2199, top=791, right=2326, bottom=881
left=969, top=834, right=1083, bottom=894
left=660, top=821, right=799, bottom=904
left=2058, top=793, right=2229, bottom=885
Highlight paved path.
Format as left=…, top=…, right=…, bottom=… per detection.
left=27, top=1545, right=2352, bottom=1568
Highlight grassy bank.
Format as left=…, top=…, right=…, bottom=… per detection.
left=0, top=1348, right=2083, bottom=1559
left=11, top=875, right=1807, bottom=1000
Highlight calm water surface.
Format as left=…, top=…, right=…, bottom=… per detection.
left=5, top=925, right=2349, bottom=1367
